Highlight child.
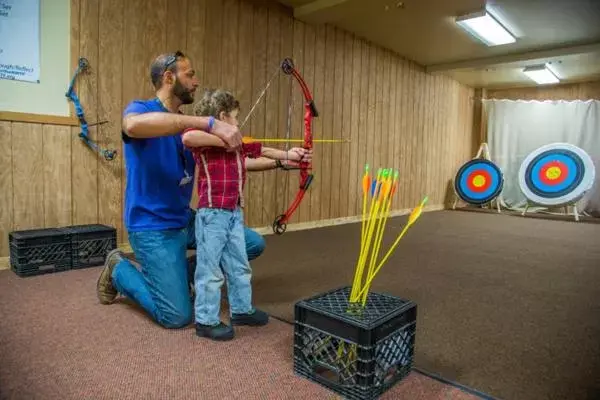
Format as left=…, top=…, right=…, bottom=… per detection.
left=182, top=89, right=307, bottom=341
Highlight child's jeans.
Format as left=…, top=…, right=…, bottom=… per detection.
left=194, top=207, right=253, bottom=326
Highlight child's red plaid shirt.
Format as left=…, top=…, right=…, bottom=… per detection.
left=183, top=129, right=262, bottom=210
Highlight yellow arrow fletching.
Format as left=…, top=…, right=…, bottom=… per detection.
left=407, top=196, right=428, bottom=225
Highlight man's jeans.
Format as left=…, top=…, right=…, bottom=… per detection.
left=110, top=209, right=265, bottom=328
left=194, top=208, right=252, bottom=326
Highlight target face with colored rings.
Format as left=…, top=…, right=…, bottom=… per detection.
left=518, top=143, right=595, bottom=206
left=454, top=159, right=504, bottom=205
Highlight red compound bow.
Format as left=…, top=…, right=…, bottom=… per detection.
left=241, top=58, right=318, bottom=235
left=272, top=58, right=318, bottom=234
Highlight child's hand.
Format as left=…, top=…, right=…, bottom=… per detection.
left=278, top=159, right=301, bottom=170
left=286, top=147, right=312, bottom=163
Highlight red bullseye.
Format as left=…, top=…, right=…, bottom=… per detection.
left=467, top=170, right=491, bottom=192
left=539, top=160, right=567, bottom=186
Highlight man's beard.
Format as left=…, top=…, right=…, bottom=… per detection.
left=173, top=80, right=194, bottom=105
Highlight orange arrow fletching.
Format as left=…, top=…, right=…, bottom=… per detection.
left=382, top=178, right=392, bottom=199
left=362, top=175, right=370, bottom=195
left=390, top=170, right=399, bottom=197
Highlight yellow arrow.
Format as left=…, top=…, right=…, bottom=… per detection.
left=242, top=137, right=350, bottom=144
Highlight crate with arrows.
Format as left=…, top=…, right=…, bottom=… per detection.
left=293, top=165, right=427, bottom=400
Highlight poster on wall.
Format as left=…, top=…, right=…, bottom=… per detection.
left=0, top=0, right=40, bottom=83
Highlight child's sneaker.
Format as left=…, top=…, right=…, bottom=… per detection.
left=231, top=308, right=269, bottom=326
left=195, top=322, right=234, bottom=341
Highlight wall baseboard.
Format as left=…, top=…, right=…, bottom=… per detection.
left=250, top=204, right=445, bottom=235
left=0, top=205, right=445, bottom=271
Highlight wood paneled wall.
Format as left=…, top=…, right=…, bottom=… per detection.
left=0, top=0, right=477, bottom=258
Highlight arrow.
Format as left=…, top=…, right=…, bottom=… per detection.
left=354, top=195, right=429, bottom=301
left=242, top=137, right=349, bottom=144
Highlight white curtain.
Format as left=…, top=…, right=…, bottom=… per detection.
left=483, top=99, right=600, bottom=217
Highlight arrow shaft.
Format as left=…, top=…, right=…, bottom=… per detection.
left=243, top=137, right=348, bottom=144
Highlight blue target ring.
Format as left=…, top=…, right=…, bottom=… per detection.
left=525, top=150, right=583, bottom=198
left=454, top=159, right=504, bottom=205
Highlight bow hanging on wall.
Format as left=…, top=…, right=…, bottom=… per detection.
left=240, top=58, right=318, bottom=235
left=66, top=57, right=117, bottom=161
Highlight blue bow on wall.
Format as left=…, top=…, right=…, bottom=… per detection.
left=65, top=57, right=117, bottom=161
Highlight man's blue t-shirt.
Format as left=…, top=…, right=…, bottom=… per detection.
left=122, top=98, right=196, bottom=232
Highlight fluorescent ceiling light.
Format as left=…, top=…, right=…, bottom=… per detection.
left=522, top=65, right=560, bottom=85
left=456, top=10, right=516, bottom=46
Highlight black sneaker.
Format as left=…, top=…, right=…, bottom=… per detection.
left=195, top=322, right=234, bottom=341
left=231, top=308, right=269, bottom=326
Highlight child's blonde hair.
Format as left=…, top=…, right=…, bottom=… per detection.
left=193, top=89, right=240, bottom=119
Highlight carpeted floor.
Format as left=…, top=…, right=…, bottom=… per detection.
left=251, top=210, right=600, bottom=400
left=0, top=267, right=480, bottom=400
left=2, top=210, right=599, bottom=400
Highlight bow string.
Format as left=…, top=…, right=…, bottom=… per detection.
left=66, top=57, right=117, bottom=161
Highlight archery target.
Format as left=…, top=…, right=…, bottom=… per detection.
left=518, top=143, right=595, bottom=206
left=454, top=159, right=504, bottom=205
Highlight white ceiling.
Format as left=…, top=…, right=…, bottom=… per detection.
left=276, top=0, right=600, bottom=89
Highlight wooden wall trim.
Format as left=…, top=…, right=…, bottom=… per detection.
left=0, top=111, right=79, bottom=126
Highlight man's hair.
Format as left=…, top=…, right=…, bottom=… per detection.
left=150, top=50, right=186, bottom=89
left=193, top=89, right=240, bottom=118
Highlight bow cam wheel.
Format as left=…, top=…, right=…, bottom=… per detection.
left=103, top=150, right=117, bottom=161
left=281, top=58, right=294, bottom=75
left=272, top=214, right=287, bottom=235
left=79, top=57, right=90, bottom=71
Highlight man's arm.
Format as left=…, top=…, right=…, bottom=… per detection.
left=122, top=110, right=242, bottom=150
left=123, top=112, right=213, bottom=139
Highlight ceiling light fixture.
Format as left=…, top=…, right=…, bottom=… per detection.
left=522, top=65, right=560, bottom=85
left=456, top=10, right=516, bottom=46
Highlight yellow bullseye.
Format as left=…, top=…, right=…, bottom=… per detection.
left=472, top=174, right=486, bottom=187
left=545, top=166, right=562, bottom=180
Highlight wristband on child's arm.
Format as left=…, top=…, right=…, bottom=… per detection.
left=207, top=116, right=215, bottom=133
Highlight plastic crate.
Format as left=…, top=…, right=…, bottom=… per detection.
left=293, top=286, right=416, bottom=400
left=63, top=224, right=117, bottom=269
left=9, top=228, right=72, bottom=277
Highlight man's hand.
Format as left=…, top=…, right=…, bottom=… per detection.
left=209, top=119, right=242, bottom=151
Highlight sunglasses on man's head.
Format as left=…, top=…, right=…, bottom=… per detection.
left=164, top=51, right=184, bottom=70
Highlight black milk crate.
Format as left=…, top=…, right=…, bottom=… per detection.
left=293, top=286, right=416, bottom=400
left=9, top=228, right=72, bottom=277
left=63, top=224, right=117, bottom=269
